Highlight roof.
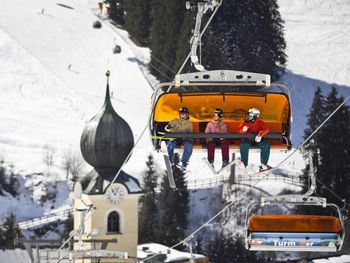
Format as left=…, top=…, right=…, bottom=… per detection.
left=80, top=168, right=142, bottom=195
left=0, top=249, right=31, bottom=263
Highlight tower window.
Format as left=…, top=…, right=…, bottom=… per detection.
left=107, top=211, right=120, bottom=233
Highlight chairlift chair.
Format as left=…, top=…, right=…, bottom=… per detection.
left=244, top=150, right=345, bottom=252
left=150, top=69, right=292, bottom=152
left=244, top=195, right=345, bottom=252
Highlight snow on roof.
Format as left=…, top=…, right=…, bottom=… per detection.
left=137, top=243, right=206, bottom=262
left=0, top=249, right=31, bottom=263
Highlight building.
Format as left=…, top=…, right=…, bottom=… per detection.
left=73, top=72, right=142, bottom=262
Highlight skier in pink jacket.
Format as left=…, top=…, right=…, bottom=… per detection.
left=205, top=108, right=229, bottom=168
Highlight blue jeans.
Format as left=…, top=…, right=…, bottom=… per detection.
left=240, top=139, right=270, bottom=167
left=167, top=139, right=193, bottom=167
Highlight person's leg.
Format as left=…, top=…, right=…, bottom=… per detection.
left=258, top=139, right=271, bottom=165
left=240, top=140, right=251, bottom=167
left=181, top=140, right=193, bottom=168
left=207, top=140, right=216, bottom=163
left=220, top=139, right=229, bottom=166
left=167, top=140, right=177, bottom=164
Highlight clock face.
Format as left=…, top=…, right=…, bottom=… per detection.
left=105, top=184, right=126, bottom=204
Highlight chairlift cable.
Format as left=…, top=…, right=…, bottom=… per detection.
left=315, top=177, right=349, bottom=210
left=142, top=173, right=272, bottom=262
left=148, top=62, right=174, bottom=81
left=107, top=124, right=149, bottom=187
left=270, top=95, right=350, bottom=174
left=151, top=55, right=177, bottom=75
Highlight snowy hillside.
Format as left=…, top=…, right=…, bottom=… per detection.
left=0, top=0, right=349, bottom=229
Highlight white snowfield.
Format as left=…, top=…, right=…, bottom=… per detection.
left=0, top=0, right=349, bottom=245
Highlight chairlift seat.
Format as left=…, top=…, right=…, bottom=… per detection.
left=246, top=215, right=343, bottom=252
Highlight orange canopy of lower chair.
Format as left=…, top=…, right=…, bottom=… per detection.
left=248, top=215, right=342, bottom=233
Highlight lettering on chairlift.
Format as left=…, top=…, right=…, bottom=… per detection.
left=272, top=240, right=315, bottom=247
left=273, top=241, right=296, bottom=246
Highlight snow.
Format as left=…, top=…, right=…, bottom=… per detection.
left=313, top=255, right=350, bottom=263
left=0, top=0, right=349, bottom=258
left=279, top=0, right=350, bottom=86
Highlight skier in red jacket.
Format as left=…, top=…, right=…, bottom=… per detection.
left=238, top=108, right=271, bottom=171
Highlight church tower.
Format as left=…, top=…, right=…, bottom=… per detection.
left=74, top=71, right=142, bottom=262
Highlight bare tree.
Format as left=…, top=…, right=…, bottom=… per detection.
left=70, top=153, right=84, bottom=181
left=43, top=145, right=55, bottom=176
left=62, top=149, right=84, bottom=181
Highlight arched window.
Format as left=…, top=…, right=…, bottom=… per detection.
left=107, top=211, right=120, bottom=233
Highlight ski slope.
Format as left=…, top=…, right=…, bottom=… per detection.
left=0, top=0, right=153, bottom=176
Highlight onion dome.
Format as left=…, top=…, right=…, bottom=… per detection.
left=80, top=71, right=134, bottom=170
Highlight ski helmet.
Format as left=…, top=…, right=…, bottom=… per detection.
left=248, top=108, right=260, bottom=118
left=179, top=107, right=189, bottom=114
left=214, top=108, right=223, bottom=118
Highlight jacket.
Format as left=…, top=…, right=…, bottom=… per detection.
left=166, top=118, right=193, bottom=133
left=205, top=120, right=228, bottom=133
left=238, top=118, right=269, bottom=136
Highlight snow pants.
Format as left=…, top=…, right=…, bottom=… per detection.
left=207, top=139, right=229, bottom=163
left=240, top=139, right=270, bottom=167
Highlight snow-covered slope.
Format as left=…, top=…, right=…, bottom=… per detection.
left=0, top=0, right=349, bottom=225
left=0, top=0, right=153, bottom=175
left=279, top=0, right=350, bottom=145
left=279, top=0, right=350, bottom=86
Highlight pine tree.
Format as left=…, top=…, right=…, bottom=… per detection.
left=149, top=0, right=187, bottom=81
left=206, top=232, right=260, bottom=263
left=107, top=0, right=125, bottom=26
left=61, top=213, right=74, bottom=249
left=157, top=153, right=189, bottom=246
left=124, top=0, right=150, bottom=46
left=174, top=12, right=194, bottom=73
left=318, top=87, right=350, bottom=205
left=303, top=87, right=350, bottom=208
left=197, top=0, right=286, bottom=79
left=0, top=213, right=21, bottom=248
left=139, top=154, right=159, bottom=243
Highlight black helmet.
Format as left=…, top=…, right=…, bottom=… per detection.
left=214, top=108, right=223, bottom=118
left=179, top=107, right=189, bottom=113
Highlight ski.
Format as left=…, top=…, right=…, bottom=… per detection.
left=202, top=157, right=218, bottom=174
left=202, top=158, right=238, bottom=175
left=248, top=166, right=274, bottom=177
left=160, top=141, right=176, bottom=188
left=215, top=159, right=239, bottom=174
left=163, top=154, right=176, bottom=189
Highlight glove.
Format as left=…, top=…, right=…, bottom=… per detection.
left=242, top=126, right=249, bottom=132
left=165, top=125, right=172, bottom=132
left=255, top=135, right=262, bottom=143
